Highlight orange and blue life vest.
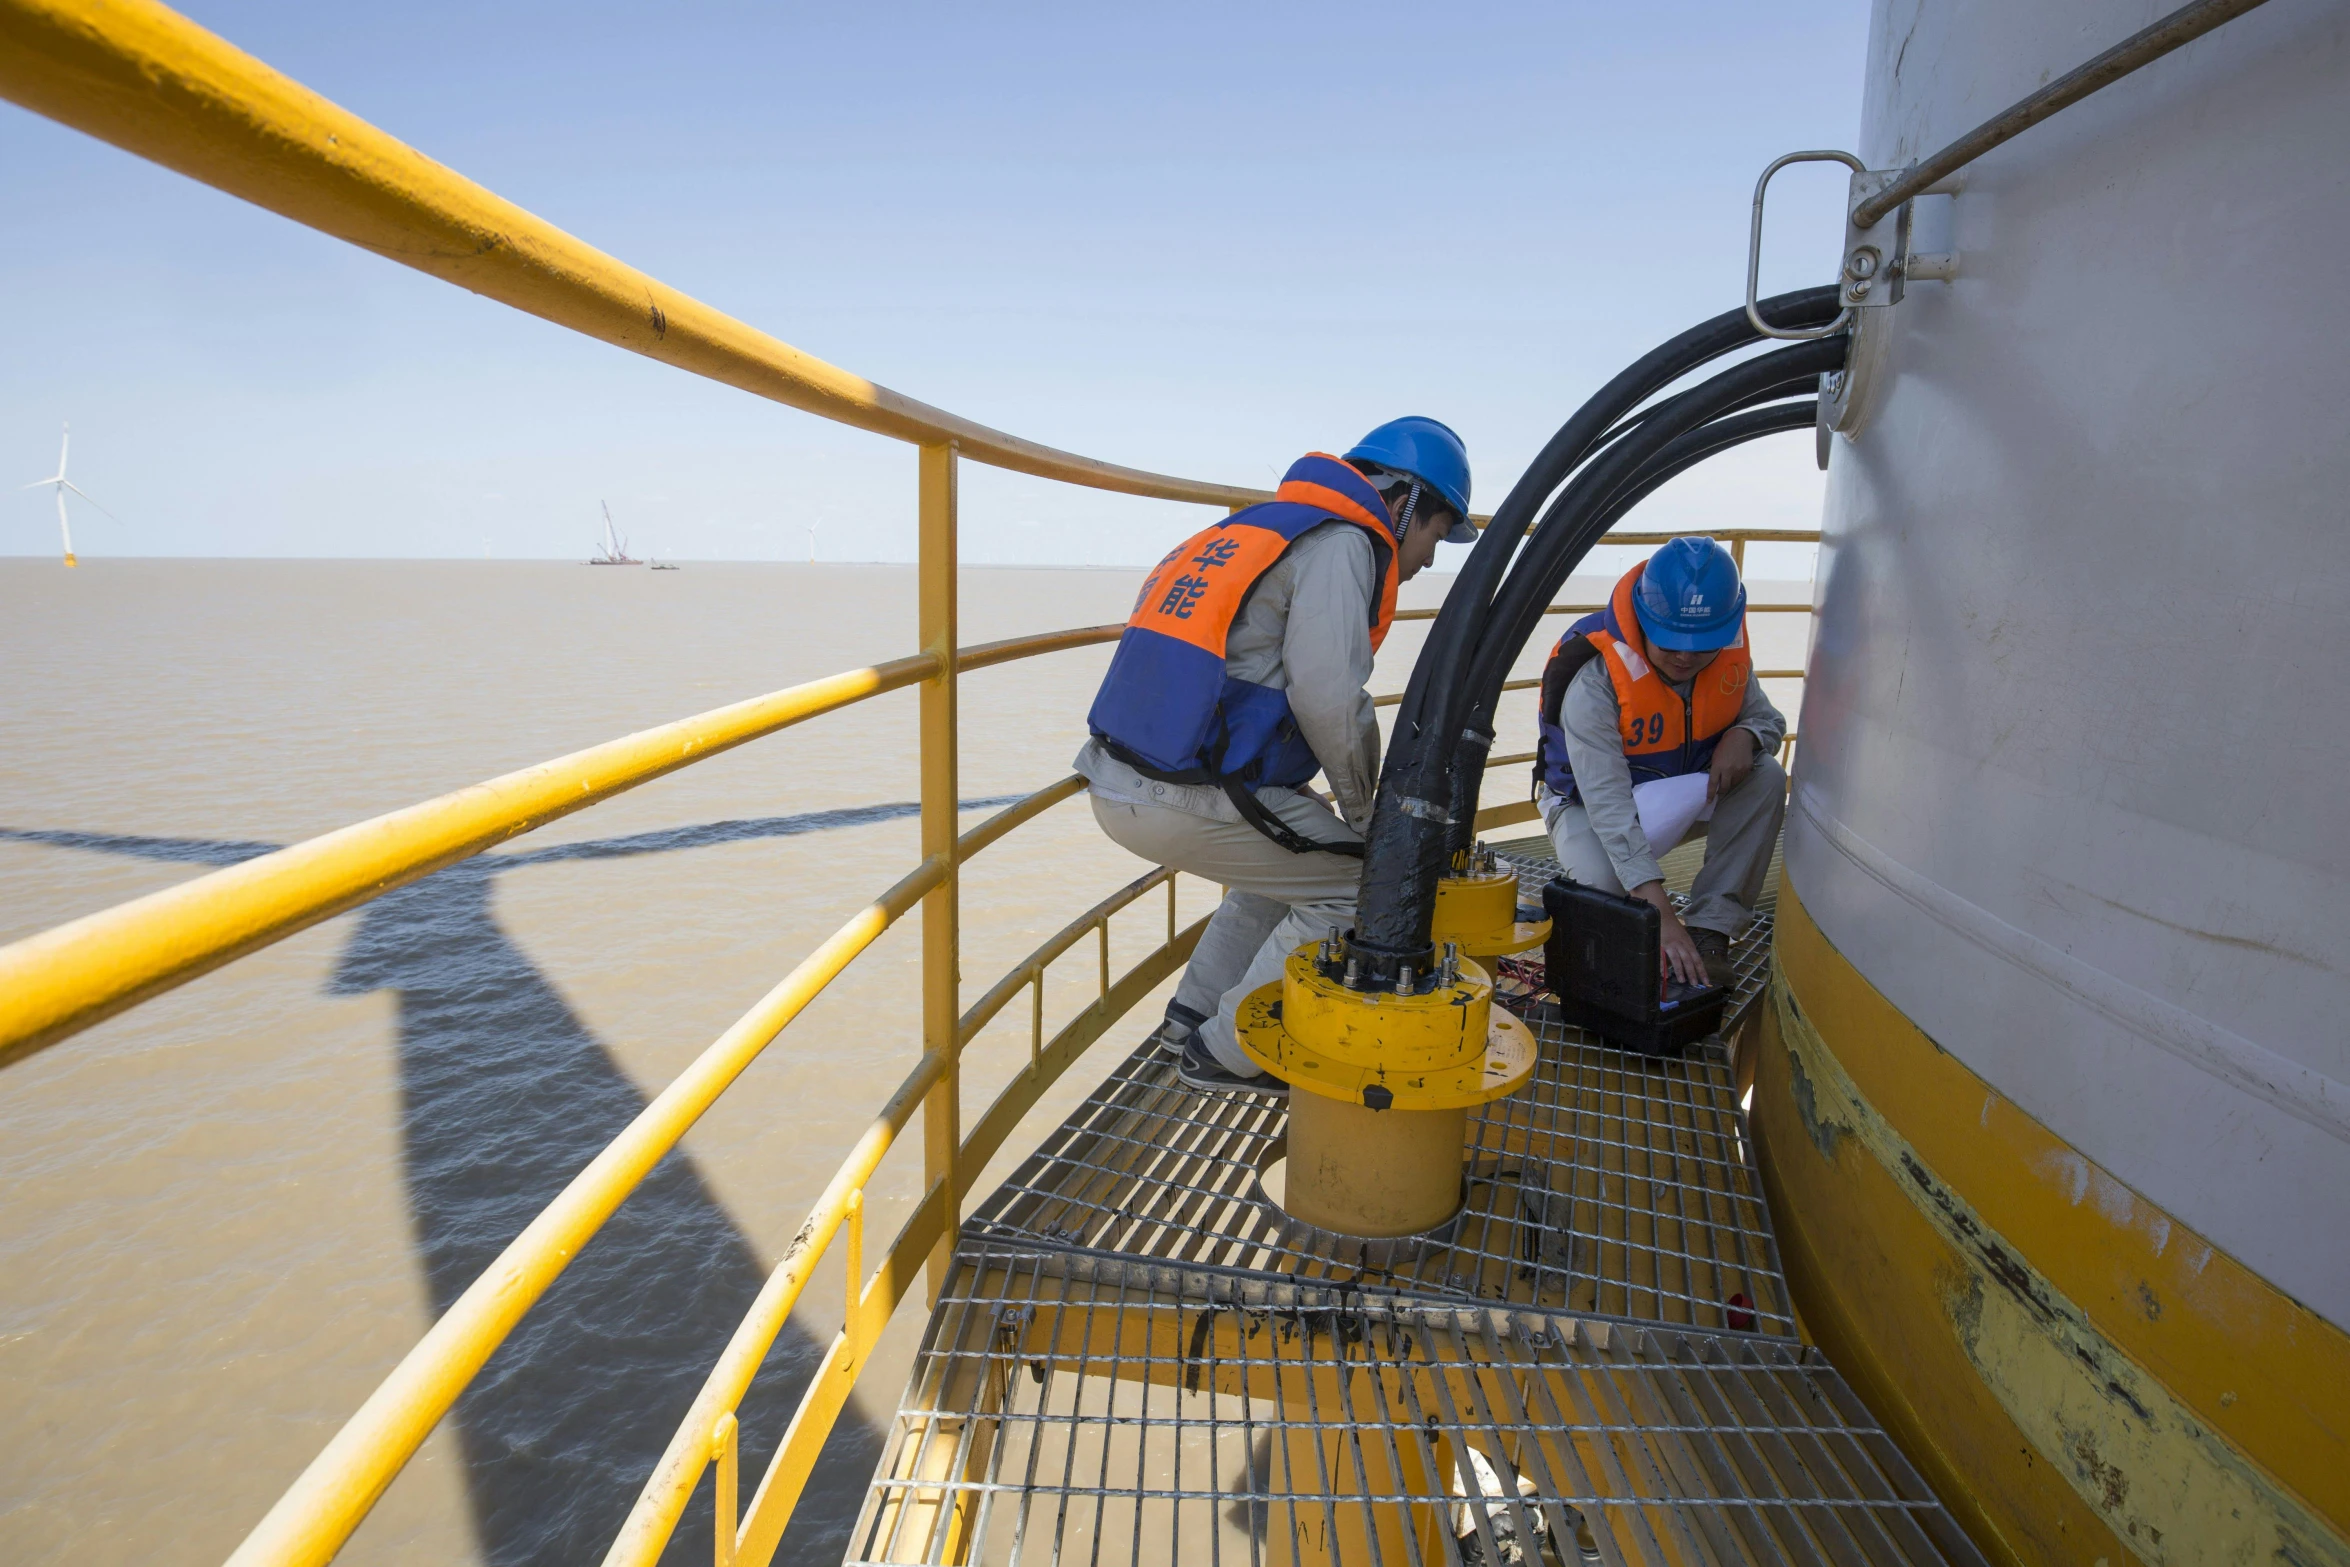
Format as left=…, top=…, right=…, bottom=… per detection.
left=1087, top=454, right=1398, bottom=846
left=1535, top=561, right=1752, bottom=802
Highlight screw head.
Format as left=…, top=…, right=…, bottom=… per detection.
left=1846, top=245, right=1881, bottom=280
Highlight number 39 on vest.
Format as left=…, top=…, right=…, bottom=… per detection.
left=1534, top=560, right=1751, bottom=802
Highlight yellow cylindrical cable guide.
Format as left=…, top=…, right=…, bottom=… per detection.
left=1236, top=934, right=1535, bottom=1238
left=1429, top=842, right=1549, bottom=959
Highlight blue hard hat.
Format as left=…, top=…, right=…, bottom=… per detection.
left=1633, top=537, right=1747, bottom=651
left=1344, top=417, right=1475, bottom=543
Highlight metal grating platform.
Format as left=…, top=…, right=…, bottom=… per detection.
left=963, top=837, right=1791, bottom=1337
left=851, top=827, right=1987, bottom=1565
left=848, top=1244, right=1990, bottom=1567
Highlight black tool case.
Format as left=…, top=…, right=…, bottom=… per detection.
left=1541, top=877, right=1728, bottom=1056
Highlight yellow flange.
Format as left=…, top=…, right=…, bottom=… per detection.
left=1430, top=866, right=1549, bottom=959
left=1234, top=944, right=1537, bottom=1112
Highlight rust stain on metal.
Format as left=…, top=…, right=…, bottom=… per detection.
left=1769, top=971, right=2348, bottom=1566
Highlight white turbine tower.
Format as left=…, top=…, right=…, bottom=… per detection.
left=21, top=424, right=119, bottom=567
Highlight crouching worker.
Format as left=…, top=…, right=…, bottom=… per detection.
left=1534, top=536, right=1786, bottom=988
left=1078, top=419, right=1474, bottom=1094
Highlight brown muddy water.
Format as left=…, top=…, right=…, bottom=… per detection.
left=0, top=558, right=1810, bottom=1566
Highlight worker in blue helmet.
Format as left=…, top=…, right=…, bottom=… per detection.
left=1079, top=418, right=1471, bottom=1093
left=1341, top=415, right=1478, bottom=550
left=1531, top=536, right=1788, bottom=988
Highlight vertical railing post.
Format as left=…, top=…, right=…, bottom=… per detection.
left=712, top=1411, right=739, bottom=1567
left=918, top=441, right=960, bottom=1306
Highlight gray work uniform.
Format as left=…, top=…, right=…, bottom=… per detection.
left=1077, top=520, right=1379, bottom=1076
left=1539, top=654, right=1787, bottom=937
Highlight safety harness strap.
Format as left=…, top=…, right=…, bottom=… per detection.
left=1095, top=734, right=1365, bottom=859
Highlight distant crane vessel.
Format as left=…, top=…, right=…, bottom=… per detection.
left=587, top=500, right=641, bottom=565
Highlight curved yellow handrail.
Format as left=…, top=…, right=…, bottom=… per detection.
left=0, top=625, right=1117, bottom=1072
left=0, top=1, right=1264, bottom=507
left=607, top=862, right=1202, bottom=1567
left=221, top=776, right=1099, bottom=1567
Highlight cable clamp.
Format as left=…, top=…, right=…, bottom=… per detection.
left=1394, top=795, right=1451, bottom=824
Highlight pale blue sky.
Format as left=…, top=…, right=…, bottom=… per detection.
left=3, top=2, right=1868, bottom=567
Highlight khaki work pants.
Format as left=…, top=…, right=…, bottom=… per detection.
left=1541, top=753, right=1787, bottom=936
left=1090, top=793, right=1359, bottom=1077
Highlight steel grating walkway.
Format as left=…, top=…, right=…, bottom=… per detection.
left=851, top=834, right=1989, bottom=1565
left=849, top=1246, right=1986, bottom=1567
left=961, top=836, right=1790, bottom=1336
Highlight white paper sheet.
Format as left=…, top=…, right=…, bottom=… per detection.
left=1634, top=772, right=1714, bottom=858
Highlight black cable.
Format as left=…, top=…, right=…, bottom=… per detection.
left=1440, top=397, right=1823, bottom=847
left=1375, top=287, right=1841, bottom=770
left=1471, top=340, right=1844, bottom=707
left=1458, top=360, right=1832, bottom=756
left=1345, top=288, right=1842, bottom=982
left=1357, top=336, right=1841, bottom=975
left=1439, top=338, right=1848, bottom=856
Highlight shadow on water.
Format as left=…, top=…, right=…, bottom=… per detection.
left=4, top=795, right=1018, bottom=1566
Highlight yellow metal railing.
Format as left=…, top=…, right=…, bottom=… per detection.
left=610, top=860, right=1204, bottom=1567
left=214, top=760, right=1107, bottom=1567
left=0, top=5, right=1829, bottom=1565
left=0, top=623, right=1114, bottom=1072
left=0, top=2, right=1260, bottom=506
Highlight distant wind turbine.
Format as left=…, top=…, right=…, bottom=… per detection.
left=20, top=424, right=120, bottom=567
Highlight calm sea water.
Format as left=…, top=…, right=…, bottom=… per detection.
left=0, top=558, right=1806, bottom=1565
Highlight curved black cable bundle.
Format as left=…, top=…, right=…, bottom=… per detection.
left=1441, top=338, right=1847, bottom=852
left=1345, top=288, right=1846, bottom=984
left=1435, top=394, right=1826, bottom=843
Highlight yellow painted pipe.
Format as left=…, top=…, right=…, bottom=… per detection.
left=222, top=772, right=1095, bottom=1567
left=0, top=626, right=1118, bottom=1074
left=0, top=1, right=1263, bottom=510
left=1284, top=1094, right=1467, bottom=1238
left=917, top=445, right=962, bottom=1308
left=1374, top=676, right=1537, bottom=710
left=615, top=869, right=1212, bottom=1567
left=1471, top=798, right=1540, bottom=832
left=220, top=855, right=943, bottom=1567
left=953, top=771, right=1084, bottom=864
left=601, top=1049, right=947, bottom=1567
left=0, top=652, right=924, bottom=1069
left=957, top=622, right=1119, bottom=673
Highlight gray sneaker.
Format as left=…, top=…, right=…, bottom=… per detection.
left=1176, top=1038, right=1287, bottom=1097
left=1147, top=1003, right=1207, bottom=1059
